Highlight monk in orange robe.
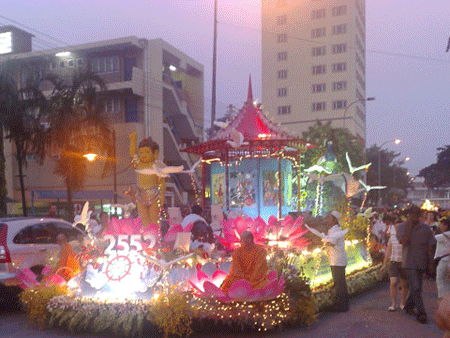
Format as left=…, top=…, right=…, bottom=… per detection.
left=43, top=233, right=81, bottom=281
left=221, top=231, right=269, bottom=293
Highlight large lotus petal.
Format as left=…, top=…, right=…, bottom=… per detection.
left=291, top=237, right=310, bottom=249
left=268, top=215, right=280, bottom=229
left=183, top=222, right=194, bottom=232
left=16, top=268, right=39, bottom=289
left=267, top=270, right=278, bottom=281
left=245, top=288, right=264, bottom=302
left=227, top=279, right=253, bottom=300
left=45, top=274, right=66, bottom=286
left=203, top=281, right=227, bottom=297
left=260, top=280, right=282, bottom=299
left=189, top=280, right=204, bottom=293
left=234, top=217, right=248, bottom=234
left=197, top=269, right=209, bottom=282
left=288, top=227, right=309, bottom=241
left=164, top=224, right=183, bottom=242
left=222, top=219, right=234, bottom=235
left=278, top=273, right=285, bottom=288
left=280, top=215, right=294, bottom=228
left=211, top=269, right=228, bottom=286
left=249, top=217, right=267, bottom=241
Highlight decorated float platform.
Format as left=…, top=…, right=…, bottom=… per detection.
left=18, top=212, right=386, bottom=338
left=17, top=79, right=387, bottom=337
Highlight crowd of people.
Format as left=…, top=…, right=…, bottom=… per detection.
left=367, top=205, right=450, bottom=335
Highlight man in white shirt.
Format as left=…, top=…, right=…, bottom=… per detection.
left=306, top=211, right=349, bottom=312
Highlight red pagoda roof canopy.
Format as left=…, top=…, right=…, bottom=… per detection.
left=182, top=76, right=313, bottom=160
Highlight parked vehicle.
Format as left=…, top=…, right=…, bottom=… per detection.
left=0, top=217, right=85, bottom=307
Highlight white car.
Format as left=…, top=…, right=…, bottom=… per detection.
left=0, top=217, right=85, bottom=305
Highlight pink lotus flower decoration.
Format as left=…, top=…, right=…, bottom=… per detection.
left=216, top=215, right=309, bottom=250
left=189, top=269, right=285, bottom=303
left=16, top=266, right=67, bottom=289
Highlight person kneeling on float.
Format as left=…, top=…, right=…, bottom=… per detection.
left=220, top=231, right=269, bottom=293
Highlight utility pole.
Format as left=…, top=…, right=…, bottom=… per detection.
left=210, top=0, right=218, bottom=133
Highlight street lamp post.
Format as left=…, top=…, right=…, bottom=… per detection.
left=343, top=97, right=375, bottom=128
left=377, top=138, right=401, bottom=205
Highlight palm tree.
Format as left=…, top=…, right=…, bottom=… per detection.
left=0, top=60, right=49, bottom=216
left=46, top=71, right=112, bottom=221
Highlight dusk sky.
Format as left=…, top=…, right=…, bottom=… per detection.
left=1, top=0, right=449, bottom=177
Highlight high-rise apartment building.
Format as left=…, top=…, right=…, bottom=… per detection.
left=262, top=0, right=367, bottom=144
left=0, top=26, right=204, bottom=215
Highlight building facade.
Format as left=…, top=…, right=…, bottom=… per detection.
left=262, top=0, right=367, bottom=144
left=0, top=26, right=204, bottom=215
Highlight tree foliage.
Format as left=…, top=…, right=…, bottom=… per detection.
left=419, top=145, right=450, bottom=188
left=0, top=60, right=50, bottom=215
left=301, top=120, right=366, bottom=174
left=45, top=71, right=112, bottom=220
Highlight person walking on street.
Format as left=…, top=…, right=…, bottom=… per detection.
left=397, top=205, right=436, bottom=324
left=382, top=214, right=408, bottom=311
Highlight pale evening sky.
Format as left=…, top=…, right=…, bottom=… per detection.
left=1, top=0, right=449, bottom=177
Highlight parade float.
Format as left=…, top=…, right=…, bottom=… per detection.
left=18, top=81, right=385, bottom=338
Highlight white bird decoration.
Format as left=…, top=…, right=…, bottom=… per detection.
left=180, top=158, right=202, bottom=174
left=226, top=128, right=248, bottom=148
left=214, top=120, right=229, bottom=129
left=304, top=165, right=332, bottom=175
left=136, top=163, right=184, bottom=177
left=358, top=179, right=387, bottom=192
left=306, top=172, right=343, bottom=184
left=72, top=201, right=91, bottom=228
left=357, top=207, right=377, bottom=218
left=346, top=152, right=372, bottom=175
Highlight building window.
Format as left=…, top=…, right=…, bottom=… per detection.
left=312, top=83, right=326, bottom=93
left=312, top=46, right=326, bottom=56
left=77, top=58, right=84, bottom=67
left=311, top=27, right=326, bottom=38
left=332, top=62, right=347, bottom=73
left=67, top=59, right=74, bottom=67
left=332, top=5, right=347, bottom=16
left=332, top=43, right=347, bottom=54
left=278, top=69, right=288, bottom=79
left=312, top=8, right=326, bottom=20
left=332, top=100, right=347, bottom=110
left=312, top=102, right=326, bottom=111
left=333, top=81, right=347, bottom=91
left=277, top=33, right=288, bottom=43
left=332, top=24, right=347, bottom=35
left=278, top=51, right=288, bottom=61
left=312, top=65, right=326, bottom=75
left=277, top=15, right=287, bottom=25
left=59, top=61, right=65, bottom=68
left=277, top=105, right=291, bottom=115
left=278, top=87, right=288, bottom=97
left=91, top=56, right=120, bottom=74
left=104, top=97, right=121, bottom=113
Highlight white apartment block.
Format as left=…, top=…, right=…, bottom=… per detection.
left=0, top=26, right=203, bottom=215
left=262, top=0, right=367, bottom=144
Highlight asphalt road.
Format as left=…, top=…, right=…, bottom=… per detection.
left=0, top=278, right=444, bottom=338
